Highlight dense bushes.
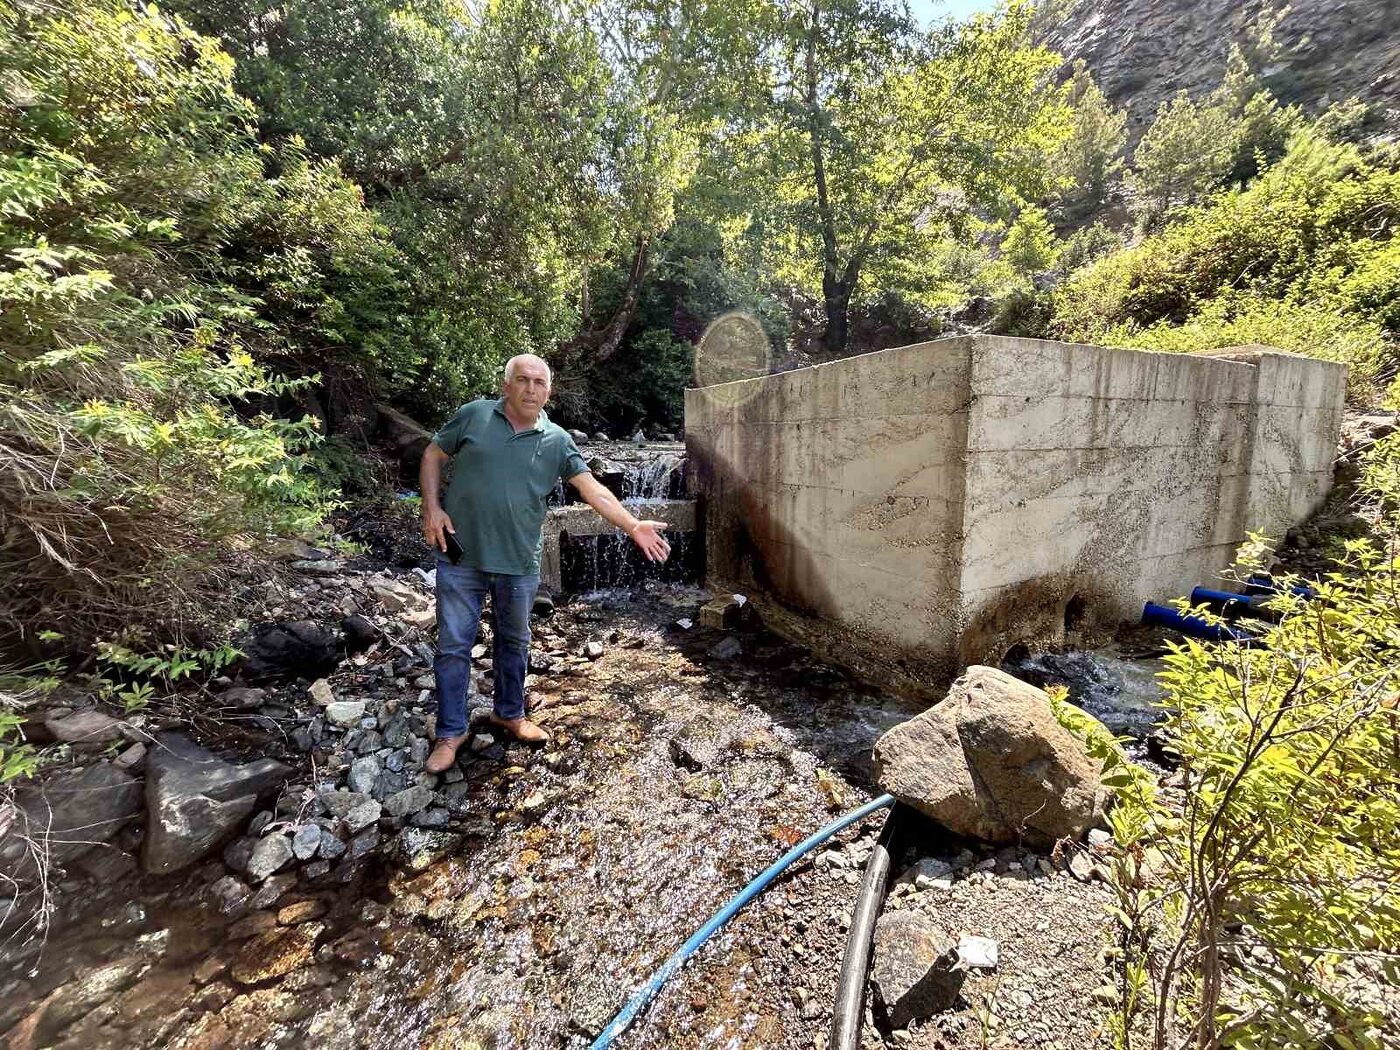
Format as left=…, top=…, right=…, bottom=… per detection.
left=0, top=0, right=390, bottom=651
left=1052, top=133, right=1400, bottom=398
left=1097, top=438, right=1400, bottom=1049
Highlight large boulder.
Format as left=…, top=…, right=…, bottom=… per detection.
left=871, top=909, right=964, bottom=1027
left=239, top=620, right=341, bottom=681
left=0, top=764, right=142, bottom=881
left=872, top=665, right=1106, bottom=848
left=143, top=733, right=293, bottom=875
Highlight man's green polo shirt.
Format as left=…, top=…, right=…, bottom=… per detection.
left=431, top=398, right=589, bottom=576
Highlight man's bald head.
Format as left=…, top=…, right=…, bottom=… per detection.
left=500, top=353, right=552, bottom=425
left=504, top=354, right=551, bottom=385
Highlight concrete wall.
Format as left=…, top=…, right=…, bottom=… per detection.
left=687, top=335, right=1346, bottom=697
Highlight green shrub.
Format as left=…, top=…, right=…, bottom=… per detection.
left=0, top=0, right=381, bottom=652
left=1103, top=438, right=1400, bottom=1049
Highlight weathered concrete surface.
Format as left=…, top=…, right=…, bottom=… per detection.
left=686, top=335, right=1345, bottom=696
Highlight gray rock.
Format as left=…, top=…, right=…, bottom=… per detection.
left=24, top=958, right=146, bottom=1043
left=709, top=636, right=742, bottom=660
left=347, top=827, right=381, bottom=860
left=348, top=757, right=380, bottom=795
left=385, top=750, right=406, bottom=774
left=318, top=833, right=347, bottom=860
left=344, top=799, right=381, bottom=834
left=46, top=709, right=124, bottom=745
left=301, top=859, right=332, bottom=881
left=568, top=429, right=589, bottom=443
left=393, top=828, right=461, bottom=872
left=248, top=871, right=296, bottom=910
left=871, top=910, right=964, bottom=1027
left=207, top=875, right=251, bottom=917
left=897, top=857, right=955, bottom=888
left=325, top=700, right=367, bottom=727
left=872, top=666, right=1106, bottom=848
left=142, top=732, right=292, bottom=875
left=219, top=687, right=267, bottom=710
left=410, top=807, right=451, bottom=829
left=384, top=785, right=433, bottom=820
left=583, top=640, right=605, bottom=660
left=246, top=834, right=295, bottom=883
left=319, top=790, right=369, bottom=819
left=291, top=825, right=322, bottom=861
left=0, top=763, right=142, bottom=880
left=372, top=771, right=406, bottom=801
left=409, top=738, right=430, bottom=766
left=222, top=835, right=257, bottom=875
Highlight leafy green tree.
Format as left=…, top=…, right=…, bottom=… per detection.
left=1002, top=203, right=1060, bottom=278
left=729, top=0, right=1071, bottom=357
left=1049, top=60, right=1127, bottom=221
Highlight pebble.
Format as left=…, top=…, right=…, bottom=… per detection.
left=309, top=679, right=335, bottom=706
left=344, top=799, right=382, bottom=834
left=247, top=834, right=295, bottom=883
left=291, top=824, right=322, bottom=860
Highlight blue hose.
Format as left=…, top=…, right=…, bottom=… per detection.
left=589, top=792, right=897, bottom=1049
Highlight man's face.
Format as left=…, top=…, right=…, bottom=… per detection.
left=503, top=359, right=551, bottom=418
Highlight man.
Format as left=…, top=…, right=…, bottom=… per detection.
left=419, top=353, right=671, bottom=773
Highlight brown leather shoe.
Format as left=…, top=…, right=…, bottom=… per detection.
left=486, top=713, right=550, bottom=745
left=425, top=735, right=465, bottom=773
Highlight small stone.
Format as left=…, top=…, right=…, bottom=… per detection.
left=248, top=872, right=297, bottom=910
left=470, top=734, right=496, bottom=753
left=1087, top=828, right=1113, bottom=848
left=583, top=641, right=604, bottom=660
left=957, top=935, right=999, bottom=970
left=318, top=790, right=368, bottom=819
left=410, top=807, right=450, bottom=829
left=246, top=835, right=295, bottom=883
left=300, top=859, right=331, bottom=881
left=348, top=757, right=380, bottom=795
left=227, top=911, right=278, bottom=940
left=709, top=636, right=742, bottom=660
left=114, top=742, right=147, bottom=771
left=385, top=750, right=406, bottom=774
left=45, top=709, right=124, bottom=745
left=344, top=800, right=381, bottom=834
left=1067, top=851, right=1094, bottom=883
left=291, top=825, right=322, bottom=861
left=277, top=899, right=327, bottom=925
left=219, top=687, right=266, bottom=710
left=325, top=700, right=367, bottom=727
left=208, top=875, right=251, bottom=916
left=384, top=786, right=433, bottom=820
left=318, top=833, right=347, bottom=860
left=308, top=679, right=335, bottom=706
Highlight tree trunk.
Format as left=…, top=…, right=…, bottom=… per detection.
left=822, top=269, right=854, bottom=358
left=559, top=236, right=651, bottom=363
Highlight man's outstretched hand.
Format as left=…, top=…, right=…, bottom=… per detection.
left=422, top=504, right=455, bottom=553
left=629, top=520, right=671, bottom=562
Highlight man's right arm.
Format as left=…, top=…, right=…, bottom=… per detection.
left=420, top=442, right=455, bottom=552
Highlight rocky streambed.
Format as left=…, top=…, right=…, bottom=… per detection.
left=1, top=547, right=1128, bottom=1050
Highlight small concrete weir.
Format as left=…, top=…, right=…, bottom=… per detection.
left=542, top=442, right=701, bottom=593
left=686, top=334, right=1347, bottom=698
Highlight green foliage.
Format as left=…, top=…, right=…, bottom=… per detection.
left=1054, top=131, right=1400, bottom=397
left=1128, top=44, right=1304, bottom=225
left=96, top=637, right=241, bottom=711
left=0, top=0, right=380, bottom=651
left=716, top=0, right=1071, bottom=354
left=1049, top=60, right=1127, bottom=221
left=1102, top=440, right=1400, bottom=1049
left=1002, top=204, right=1060, bottom=279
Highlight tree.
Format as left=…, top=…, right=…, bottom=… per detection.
left=1003, top=204, right=1060, bottom=278
left=730, top=0, right=1070, bottom=357
left=1049, top=60, right=1127, bottom=221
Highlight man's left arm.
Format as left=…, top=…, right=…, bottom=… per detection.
left=567, top=472, right=671, bottom=563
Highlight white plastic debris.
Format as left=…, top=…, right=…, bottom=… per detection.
left=675, top=618, right=693, bottom=629
left=414, top=567, right=437, bottom=587
left=732, top=594, right=748, bottom=606
left=956, top=935, right=1000, bottom=971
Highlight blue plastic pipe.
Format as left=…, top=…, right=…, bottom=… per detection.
left=589, top=792, right=897, bottom=1049
left=1189, top=586, right=1278, bottom=620
left=1142, top=601, right=1256, bottom=643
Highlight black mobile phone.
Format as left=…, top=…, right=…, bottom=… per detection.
left=442, top=530, right=464, bottom=565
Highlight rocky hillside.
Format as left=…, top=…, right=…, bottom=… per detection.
left=1042, top=0, right=1400, bottom=142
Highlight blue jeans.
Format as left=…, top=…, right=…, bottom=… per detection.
left=433, top=560, right=540, bottom=738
